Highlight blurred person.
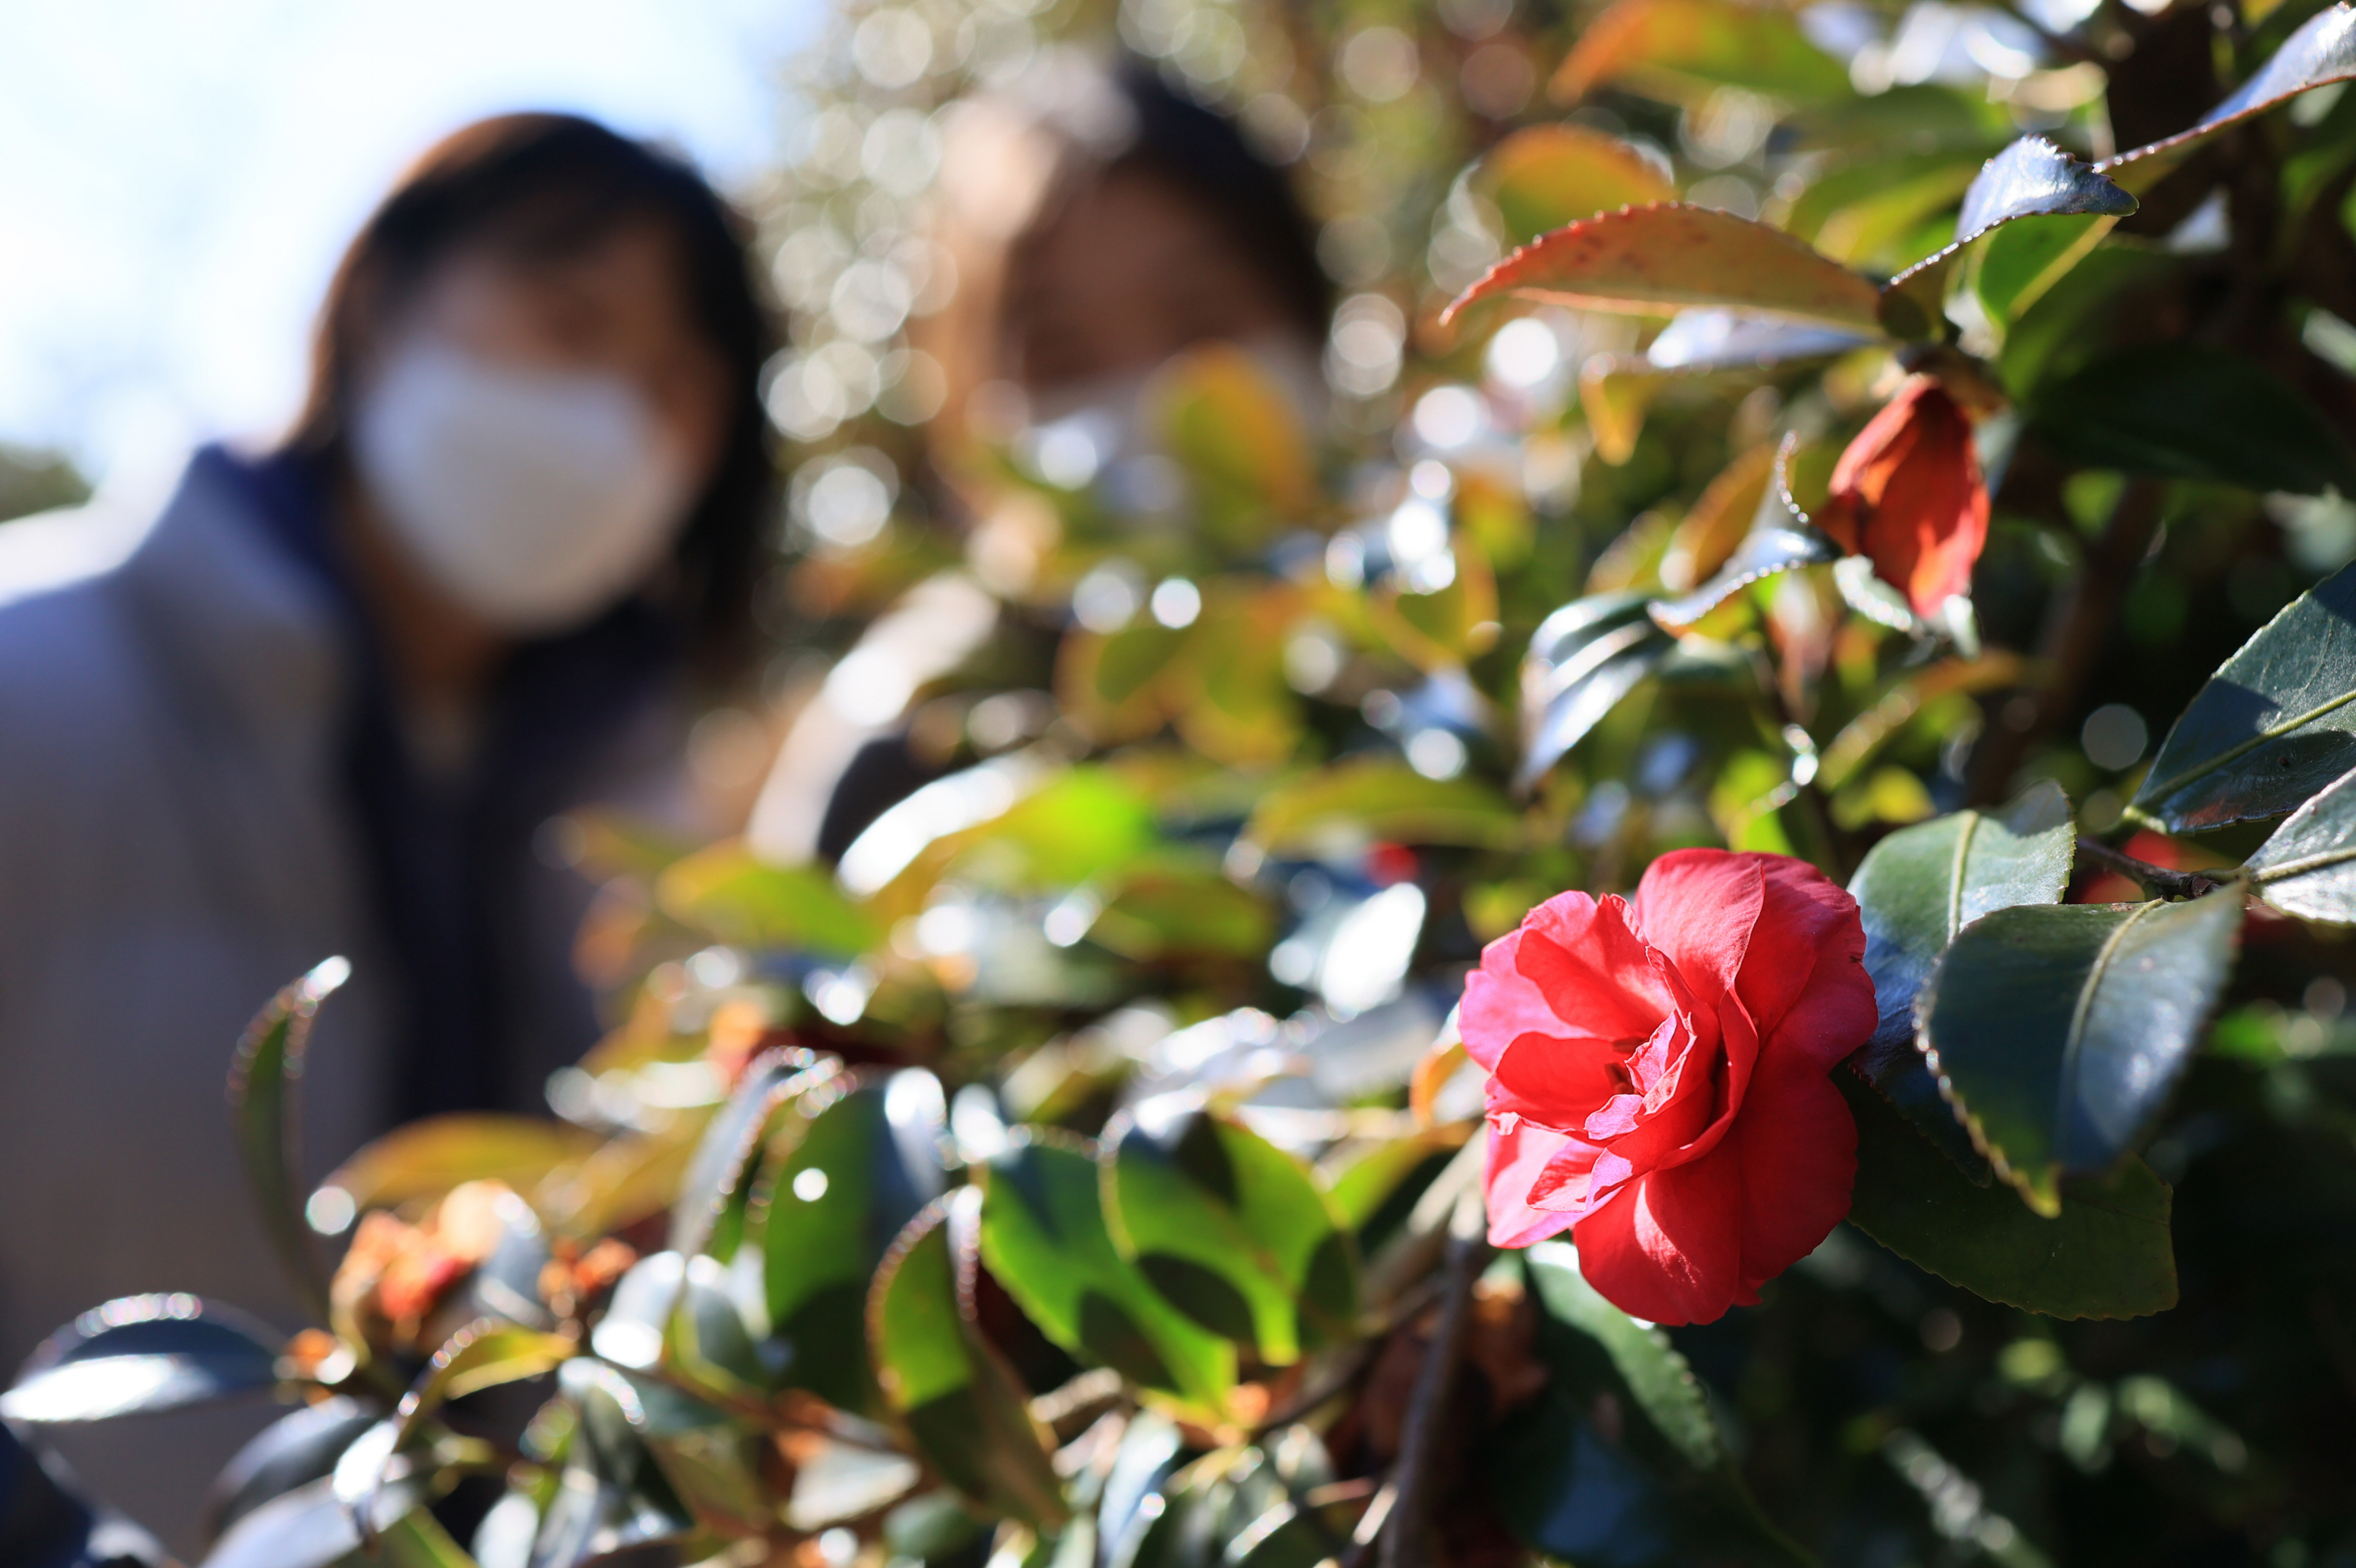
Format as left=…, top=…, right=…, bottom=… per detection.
left=0, top=113, right=772, bottom=1543
left=748, top=55, right=1330, bottom=864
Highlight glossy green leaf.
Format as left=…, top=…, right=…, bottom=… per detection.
left=227, top=956, right=349, bottom=1321
left=1242, top=757, right=1522, bottom=854
left=2134, top=562, right=2356, bottom=831
left=1846, top=782, right=2075, bottom=1178
left=1443, top=205, right=1883, bottom=333
left=759, top=1073, right=946, bottom=1414
left=556, top=1356, right=746, bottom=1541
left=669, top=1047, right=829, bottom=1262
left=202, top=1397, right=378, bottom=1547
left=2029, top=343, right=2356, bottom=496
left=2247, top=763, right=2356, bottom=920
left=1650, top=525, right=1838, bottom=634
left=977, top=1135, right=1234, bottom=1412
left=1973, top=211, right=2116, bottom=324
left=1, top=1294, right=282, bottom=1424
left=1918, top=890, right=2245, bottom=1214
left=1474, top=125, right=1676, bottom=246
left=1105, top=1109, right=1359, bottom=1363
left=2102, top=1, right=2356, bottom=174
left=1518, top=592, right=1676, bottom=790
left=1550, top=0, right=1853, bottom=104
left=1839, top=1072, right=2178, bottom=1319
left=658, top=841, right=882, bottom=957
left=869, top=1192, right=1068, bottom=1527
left=1524, top=1244, right=1722, bottom=1471
left=204, top=1470, right=428, bottom=1568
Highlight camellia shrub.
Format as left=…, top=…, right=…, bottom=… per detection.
left=14, top=0, right=2356, bottom=1564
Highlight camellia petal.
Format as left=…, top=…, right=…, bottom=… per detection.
left=1468, top=849, right=1877, bottom=1324
left=1817, top=377, right=1991, bottom=621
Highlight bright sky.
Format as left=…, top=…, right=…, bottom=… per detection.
left=0, top=0, right=816, bottom=492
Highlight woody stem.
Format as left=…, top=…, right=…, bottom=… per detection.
left=2075, top=836, right=2227, bottom=900
left=1379, top=1224, right=1487, bottom=1568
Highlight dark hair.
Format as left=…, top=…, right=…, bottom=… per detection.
left=1098, top=61, right=1331, bottom=347
left=288, top=112, right=777, bottom=673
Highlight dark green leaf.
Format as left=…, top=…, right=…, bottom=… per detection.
left=1524, top=1245, right=1722, bottom=1471
left=1918, top=890, right=2244, bottom=1213
left=1839, top=1072, right=2179, bottom=1319
left=758, top=1073, right=946, bottom=1414
left=227, top=956, right=349, bottom=1322
left=0, top=1421, right=170, bottom=1566
left=203, top=1472, right=420, bottom=1568
left=202, top=1397, right=378, bottom=1548
left=1, top=1294, right=283, bottom=1424
left=1846, top=782, right=2075, bottom=1178
left=2248, top=762, right=2356, bottom=920
left=1496, top=1247, right=1808, bottom=1567
left=869, top=1193, right=1068, bottom=1527
left=977, top=1135, right=1234, bottom=1413
left=2029, top=343, right=2356, bottom=496
left=2134, top=562, right=2356, bottom=831
left=1443, top=205, right=1883, bottom=332
left=669, top=1048, right=828, bottom=1262
left=2103, top=2, right=2356, bottom=171
left=544, top=1357, right=708, bottom=1549
left=1105, top=1110, right=1359, bottom=1363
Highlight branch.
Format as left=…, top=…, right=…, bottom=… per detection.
left=2076, top=836, right=2227, bottom=900
left=1378, top=1222, right=1487, bottom=1568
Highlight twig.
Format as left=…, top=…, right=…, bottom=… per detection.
left=2076, top=836, right=2227, bottom=899
left=1377, top=1224, right=1487, bottom=1568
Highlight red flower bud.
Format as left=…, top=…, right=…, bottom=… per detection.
left=1817, top=376, right=1990, bottom=621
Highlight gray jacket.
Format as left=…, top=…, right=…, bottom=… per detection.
left=0, top=455, right=674, bottom=1548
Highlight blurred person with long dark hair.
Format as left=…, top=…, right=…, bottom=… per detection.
left=0, top=113, right=773, bottom=1541
left=747, top=55, right=1330, bottom=864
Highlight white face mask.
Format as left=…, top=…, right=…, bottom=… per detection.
left=350, top=336, right=695, bottom=634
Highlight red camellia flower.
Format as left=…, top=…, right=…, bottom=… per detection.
left=1462, top=850, right=1876, bottom=1325
left=1815, top=375, right=1990, bottom=621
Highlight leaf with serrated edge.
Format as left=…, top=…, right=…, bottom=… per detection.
left=2103, top=2, right=2356, bottom=174
left=1838, top=1073, right=2177, bottom=1319
left=1918, top=890, right=2243, bottom=1214
left=669, top=1048, right=828, bottom=1261
left=2133, top=561, right=2356, bottom=831
left=1847, top=782, right=2073, bottom=1178
left=2246, top=763, right=2356, bottom=921
left=1524, top=1244, right=1721, bottom=1471
left=1443, top=204, right=1882, bottom=333
left=227, top=958, right=351, bottom=1323
left=1651, top=437, right=1840, bottom=633
left=1878, top=138, right=2133, bottom=337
